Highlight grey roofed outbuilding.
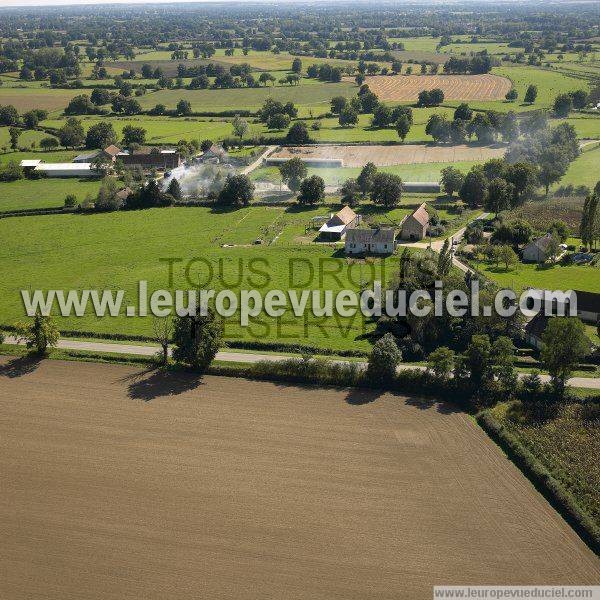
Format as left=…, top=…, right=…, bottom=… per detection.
left=73, top=151, right=100, bottom=163
left=345, top=228, right=395, bottom=244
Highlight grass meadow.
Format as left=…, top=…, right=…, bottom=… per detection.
left=0, top=177, right=104, bottom=212
left=0, top=206, right=394, bottom=350
left=557, top=144, right=600, bottom=190
left=475, top=260, right=600, bottom=294
left=137, top=80, right=357, bottom=116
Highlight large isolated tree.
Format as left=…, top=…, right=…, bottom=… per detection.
left=279, top=157, right=307, bottom=191
left=440, top=166, right=465, bottom=197
left=297, top=175, right=325, bottom=204
left=367, top=333, right=402, bottom=382
left=356, top=162, right=377, bottom=196
left=370, top=172, right=403, bottom=207
left=541, top=317, right=590, bottom=395
left=218, top=174, right=255, bottom=207
left=172, top=309, right=222, bottom=371
left=85, top=121, right=117, bottom=149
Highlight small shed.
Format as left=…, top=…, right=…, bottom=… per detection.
left=19, top=159, right=42, bottom=174
left=318, top=206, right=359, bottom=241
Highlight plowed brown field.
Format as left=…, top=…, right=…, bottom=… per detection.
left=364, top=74, right=512, bottom=101
left=1, top=357, right=598, bottom=600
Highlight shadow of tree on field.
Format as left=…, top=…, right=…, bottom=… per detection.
left=405, top=395, right=463, bottom=414
left=345, top=387, right=385, bottom=405
left=123, top=367, right=204, bottom=402
left=0, top=354, right=43, bottom=378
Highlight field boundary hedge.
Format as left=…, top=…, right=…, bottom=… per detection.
left=0, top=207, right=75, bottom=218
left=477, top=410, right=600, bottom=556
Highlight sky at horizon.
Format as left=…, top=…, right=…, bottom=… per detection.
left=0, top=0, right=524, bottom=5
left=3, top=0, right=275, bottom=6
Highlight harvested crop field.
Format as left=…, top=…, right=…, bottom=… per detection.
left=269, top=143, right=505, bottom=167
left=0, top=87, right=82, bottom=113
left=364, top=74, right=512, bottom=101
left=1, top=358, right=599, bottom=600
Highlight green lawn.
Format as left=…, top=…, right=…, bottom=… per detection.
left=0, top=206, right=393, bottom=351
left=561, top=114, right=600, bottom=139
left=476, top=260, right=600, bottom=294
left=0, top=177, right=104, bottom=212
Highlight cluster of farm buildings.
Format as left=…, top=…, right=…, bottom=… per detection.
left=318, top=203, right=430, bottom=255
left=20, top=145, right=182, bottom=177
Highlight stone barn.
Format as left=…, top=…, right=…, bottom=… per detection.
left=400, top=203, right=430, bottom=241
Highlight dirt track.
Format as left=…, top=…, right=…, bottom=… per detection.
left=270, top=144, right=505, bottom=168
left=1, top=357, right=598, bottom=600
left=364, top=74, right=512, bottom=101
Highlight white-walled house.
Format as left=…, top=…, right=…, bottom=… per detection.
left=522, top=234, right=554, bottom=263
left=345, top=228, right=395, bottom=255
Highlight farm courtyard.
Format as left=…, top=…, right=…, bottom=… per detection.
left=1, top=358, right=598, bottom=600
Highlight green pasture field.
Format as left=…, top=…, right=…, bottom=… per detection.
left=389, top=50, right=448, bottom=65
left=137, top=80, right=357, bottom=116
left=0, top=150, right=79, bottom=166
left=556, top=144, right=600, bottom=190
left=41, top=106, right=461, bottom=146
left=490, top=401, right=600, bottom=528
left=560, top=114, right=600, bottom=139
left=0, top=127, right=50, bottom=150
left=475, top=260, right=600, bottom=294
left=114, top=48, right=360, bottom=72
left=387, top=36, right=441, bottom=53
left=252, top=160, right=481, bottom=186
left=0, top=177, right=104, bottom=212
left=42, top=116, right=270, bottom=144
left=211, top=49, right=359, bottom=71
left=442, top=41, right=511, bottom=56
left=0, top=206, right=394, bottom=351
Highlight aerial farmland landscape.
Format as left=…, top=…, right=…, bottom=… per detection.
left=0, top=0, right=599, bottom=598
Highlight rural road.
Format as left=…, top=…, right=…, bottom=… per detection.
left=399, top=212, right=490, bottom=274
left=4, top=336, right=599, bottom=389
left=239, top=145, right=278, bottom=175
